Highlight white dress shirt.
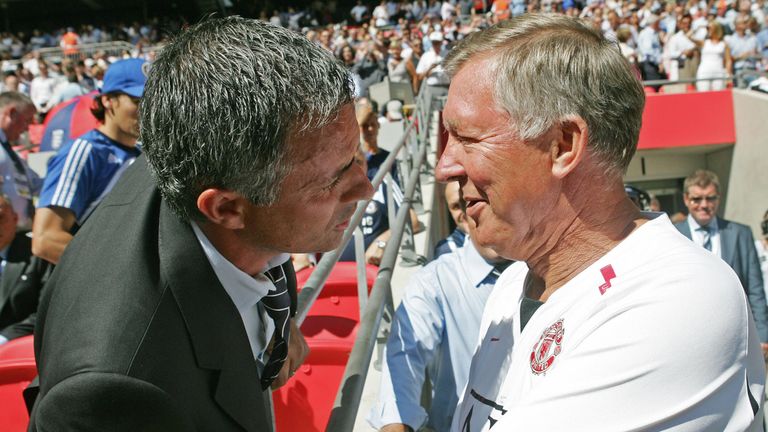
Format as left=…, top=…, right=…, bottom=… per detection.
left=191, top=222, right=290, bottom=367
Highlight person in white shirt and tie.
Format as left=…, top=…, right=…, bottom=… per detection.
left=675, top=169, right=768, bottom=357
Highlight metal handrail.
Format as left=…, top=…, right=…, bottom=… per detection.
left=325, top=130, right=429, bottom=432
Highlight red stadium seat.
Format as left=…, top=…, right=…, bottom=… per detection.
left=275, top=262, right=378, bottom=432
left=0, top=335, right=36, bottom=432
left=643, top=86, right=657, bottom=94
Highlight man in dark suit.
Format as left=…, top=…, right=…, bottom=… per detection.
left=675, top=169, right=768, bottom=355
left=29, top=17, right=373, bottom=431
left=0, top=194, right=50, bottom=344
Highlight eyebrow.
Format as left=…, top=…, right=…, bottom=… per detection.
left=333, top=155, right=356, bottom=180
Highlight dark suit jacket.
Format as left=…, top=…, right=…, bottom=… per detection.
left=675, top=217, right=768, bottom=342
left=0, top=256, right=50, bottom=341
left=30, top=156, right=296, bottom=431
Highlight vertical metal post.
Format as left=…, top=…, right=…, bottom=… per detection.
left=353, top=227, right=368, bottom=314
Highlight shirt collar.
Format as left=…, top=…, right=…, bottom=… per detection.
left=191, top=222, right=290, bottom=311
left=687, top=214, right=719, bottom=233
left=460, top=236, right=498, bottom=287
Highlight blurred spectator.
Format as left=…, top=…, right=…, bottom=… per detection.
left=757, top=209, right=768, bottom=302
left=637, top=14, right=665, bottom=86
left=60, top=27, right=80, bottom=55
left=374, top=0, right=391, bottom=27
left=675, top=169, right=768, bottom=355
left=433, top=181, right=466, bottom=259
left=369, top=192, right=511, bottom=432
left=351, top=42, right=387, bottom=97
left=0, top=92, right=41, bottom=233
left=47, top=64, right=87, bottom=107
left=351, top=1, right=370, bottom=24
left=33, top=59, right=146, bottom=265
left=387, top=40, right=417, bottom=92
left=29, top=61, right=57, bottom=114
left=416, top=31, right=449, bottom=104
left=665, top=14, right=697, bottom=83
left=726, top=15, right=758, bottom=85
left=382, top=99, right=404, bottom=122
left=694, top=21, right=732, bottom=91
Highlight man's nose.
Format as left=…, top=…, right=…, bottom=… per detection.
left=347, top=164, right=374, bottom=202
left=435, top=138, right=466, bottom=183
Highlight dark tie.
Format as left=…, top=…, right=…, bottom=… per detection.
left=697, top=225, right=712, bottom=251
left=483, top=261, right=513, bottom=285
left=260, top=264, right=292, bottom=390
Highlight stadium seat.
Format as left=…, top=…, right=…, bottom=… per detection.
left=275, top=262, right=378, bottom=431
left=643, top=86, right=657, bottom=94
left=0, top=335, right=36, bottom=432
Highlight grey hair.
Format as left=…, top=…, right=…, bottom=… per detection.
left=140, top=16, right=354, bottom=220
left=0, top=91, right=34, bottom=110
left=444, top=14, right=645, bottom=176
left=683, top=169, right=720, bottom=194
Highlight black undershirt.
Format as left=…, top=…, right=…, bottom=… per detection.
left=520, top=297, right=544, bottom=332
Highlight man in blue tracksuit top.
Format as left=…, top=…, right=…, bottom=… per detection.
left=32, top=58, right=146, bottom=264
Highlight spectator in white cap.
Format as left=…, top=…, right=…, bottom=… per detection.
left=384, top=99, right=404, bottom=122
left=416, top=30, right=449, bottom=105
left=33, top=58, right=148, bottom=264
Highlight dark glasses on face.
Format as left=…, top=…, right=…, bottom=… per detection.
left=688, top=195, right=719, bottom=204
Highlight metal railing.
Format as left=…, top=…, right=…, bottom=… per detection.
left=289, top=81, right=435, bottom=432
left=3, top=41, right=136, bottom=68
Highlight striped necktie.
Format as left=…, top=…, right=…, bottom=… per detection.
left=260, top=264, right=292, bottom=390
left=697, top=225, right=712, bottom=251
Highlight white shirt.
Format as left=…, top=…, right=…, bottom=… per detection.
left=416, top=48, right=449, bottom=86
left=686, top=214, right=721, bottom=258
left=453, top=214, right=765, bottom=431
left=369, top=239, right=500, bottom=431
left=191, top=222, right=290, bottom=365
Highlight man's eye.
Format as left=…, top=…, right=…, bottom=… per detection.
left=326, top=176, right=342, bottom=190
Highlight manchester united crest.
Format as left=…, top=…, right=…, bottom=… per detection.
left=530, top=319, right=565, bottom=375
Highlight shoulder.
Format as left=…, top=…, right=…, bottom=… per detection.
left=34, top=371, right=194, bottom=431
left=720, top=218, right=751, bottom=233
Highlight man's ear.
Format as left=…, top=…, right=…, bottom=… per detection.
left=550, top=115, right=588, bottom=179
left=196, top=188, right=247, bottom=230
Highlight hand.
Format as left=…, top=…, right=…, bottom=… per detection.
left=271, top=319, right=310, bottom=390
left=291, top=253, right=314, bottom=273
left=761, top=343, right=768, bottom=360
left=365, top=240, right=386, bottom=266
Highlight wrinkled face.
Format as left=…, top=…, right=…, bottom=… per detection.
left=684, top=183, right=720, bottom=227
left=106, top=93, right=141, bottom=140
left=241, top=104, right=374, bottom=253
left=436, top=56, right=558, bottom=260
left=359, top=112, right=379, bottom=143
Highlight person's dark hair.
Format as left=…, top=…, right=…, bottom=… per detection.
left=141, top=16, right=354, bottom=221
left=89, top=92, right=121, bottom=122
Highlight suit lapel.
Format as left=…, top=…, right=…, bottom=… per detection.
left=718, top=217, right=736, bottom=265
left=0, top=261, right=24, bottom=318
left=157, top=203, right=267, bottom=432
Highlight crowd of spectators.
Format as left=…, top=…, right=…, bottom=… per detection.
left=263, top=0, right=768, bottom=96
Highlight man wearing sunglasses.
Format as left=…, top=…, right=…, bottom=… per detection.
left=676, top=169, right=768, bottom=357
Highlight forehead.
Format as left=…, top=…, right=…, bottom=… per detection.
left=687, top=183, right=718, bottom=195
left=288, top=104, right=358, bottom=179
left=443, top=56, right=509, bottom=136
